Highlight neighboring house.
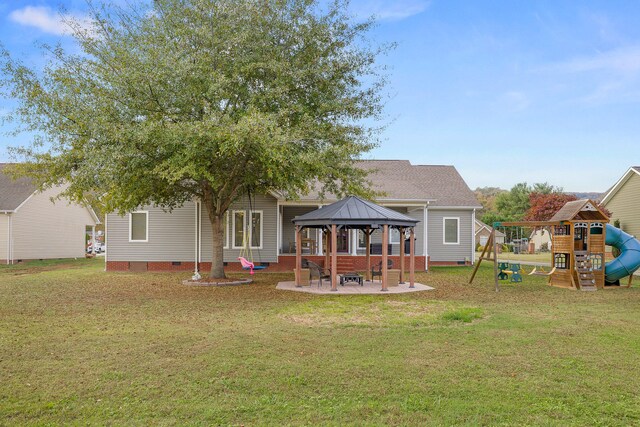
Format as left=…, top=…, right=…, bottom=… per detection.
left=0, top=164, right=100, bottom=264
left=601, top=167, right=640, bottom=239
left=474, top=219, right=505, bottom=247
left=529, top=229, right=552, bottom=252
left=105, top=160, right=482, bottom=272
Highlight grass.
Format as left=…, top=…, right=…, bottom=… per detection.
left=476, top=251, right=552, bottom=264
left=3, top=258, right=640, bottom=425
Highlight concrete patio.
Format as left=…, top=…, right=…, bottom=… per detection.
left=276, top=279, right=434, bottom=294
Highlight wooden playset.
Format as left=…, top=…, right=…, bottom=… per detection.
left=469, top=199, right=634, bottom=291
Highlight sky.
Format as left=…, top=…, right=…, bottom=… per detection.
left=1, top=0, right=640, bottom=192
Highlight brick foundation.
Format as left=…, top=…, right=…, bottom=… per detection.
left=429, top=260, right=471, bottom=266
left=106, top=255, right=429, bottom=273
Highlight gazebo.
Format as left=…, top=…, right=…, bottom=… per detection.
left=291, top=196, right=420, bottom=291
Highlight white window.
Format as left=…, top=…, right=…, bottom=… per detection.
left=443, top=217, right=460, bottom=245
left=357, top=230, right=367, bottom=249
left=389, top=228, right=401, bottom=244
left=480, top=235, right=488, bottom=246
left=129, top=211, right=148, bottom=242
left=249, top=210, right=263, bottom=249
left=232, top=210, right=262, bottom=249
left=232, top=210, right=245, bottom=249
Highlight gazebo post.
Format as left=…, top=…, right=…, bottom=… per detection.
left=324, top=227, right=330, bottom=270
left=331, top=224, right=338, bottom=291
left=365, top=226, right=371, bottom=281
left=295, top=225, right=302, bottom=287
left=410, top=227, right=415, bottom=288
left=399, top=226, right=405, bottom=284
left=382, top=224, right=389, bottom=291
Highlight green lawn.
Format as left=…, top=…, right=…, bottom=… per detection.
left=476, top=251, right=552, bottom=264
left=2, top=259, right=640, bottom=425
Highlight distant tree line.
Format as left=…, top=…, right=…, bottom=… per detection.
left=474, top=182, right=611, bottom=226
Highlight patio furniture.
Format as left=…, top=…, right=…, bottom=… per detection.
left=340, top=272, right=363, bottom=286
left=371, top=259, right=394, bottom=282
left=289, top=238, right=317, bottom=254
left=306, top=260, right=331, bottom=288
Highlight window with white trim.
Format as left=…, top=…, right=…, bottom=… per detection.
left=129, top=211, right=148, bottom=242
left=232, top=210, right=245, bottom=249
left=443, top=217, right=460, bottom=244
left=250, top=211, right=263, bottom=248
left=357, top=230, right=367, bottom=249
left=389, top=228, right=401, bottom=244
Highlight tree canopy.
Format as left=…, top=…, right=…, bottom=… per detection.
left=0, top=0, right=391, bottom=278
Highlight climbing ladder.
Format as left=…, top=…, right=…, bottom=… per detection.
left=574, top=251, right=597, bottom=291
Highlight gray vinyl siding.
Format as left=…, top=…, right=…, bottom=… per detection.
left=201, top=194, right=278, bottom=263
left=427, top=208, right=474, bottom=262
left=106, top=203, right=197, bottom=262
left=605, top=173, right=640, bottom=239
left=0, top=214, right=7, bottom=261
left=11, top=186, right=96, bottom=260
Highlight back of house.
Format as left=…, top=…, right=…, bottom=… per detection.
left=105, top=160, right=481, bottom=272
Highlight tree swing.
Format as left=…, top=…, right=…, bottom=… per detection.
left=236, top=191, right=268, bottom=275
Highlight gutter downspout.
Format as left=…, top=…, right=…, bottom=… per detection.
left=8, top=214, right=13, bottom=265
left=424, top=203, right=429, bottom=271
left=471, top=209, right=476, bottom=265
left=6, top=214, right=10, bottom=265
left=193, top=200, right=200, bottom=280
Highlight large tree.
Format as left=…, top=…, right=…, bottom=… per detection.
left=1, top=0, right=390, bottom=278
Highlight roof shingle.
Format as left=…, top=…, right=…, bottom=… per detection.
left=0, top=164, right=36, bottom=211
left=293, top=160, right=480, bottom=207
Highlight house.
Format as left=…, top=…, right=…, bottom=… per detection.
left=105, top=160, right=482, bottom=272
left=529, top=229, right=552, bottom=252
left=601, top=167, right=640, bottom=239
left=0, top=164, right=100, bottom=264
left=474, top=219, right=505, bottom=247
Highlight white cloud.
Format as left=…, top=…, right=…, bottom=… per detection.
left=9, top=6, right=93, bottom=36
left=351, top=0, right=431, bottom=22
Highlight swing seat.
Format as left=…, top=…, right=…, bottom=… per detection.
left=238, top=257, right=267, bottom=275
left=528, top=266, right=556, bottom=276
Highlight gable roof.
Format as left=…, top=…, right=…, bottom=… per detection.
left=0, top=163, right=101, bottom=223
left=549, top=199, right=609, bottom=222
left=601, top=166, right=640, bottom=205
left=0, top=163, right=37, bottom=211
left=284, top=160, right=481, bottom=207
left=475, top=219, right=506, bottom=237
left=292, top=195, right=419, bottom=228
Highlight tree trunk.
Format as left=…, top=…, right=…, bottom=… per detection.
left=209, top=212, right=226, bottom=279
left=202, top=192, right=226, bottom=279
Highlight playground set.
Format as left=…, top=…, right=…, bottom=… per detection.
left=470, top=199, right=640, bottom=291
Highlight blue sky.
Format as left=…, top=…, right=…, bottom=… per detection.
left=1, top=0, right=640, bottom=192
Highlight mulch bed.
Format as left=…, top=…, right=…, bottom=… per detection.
left=182, top=277, right=253, bottom=286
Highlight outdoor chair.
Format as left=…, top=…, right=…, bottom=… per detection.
left=371, top=259, right=394, bottom=282
left=306, top=260, right=331, bottom=288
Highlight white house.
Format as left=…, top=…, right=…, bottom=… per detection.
left=0, top=164, right=100, bottom=264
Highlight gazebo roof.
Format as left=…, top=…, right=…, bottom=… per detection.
left=291, top=196, right=420, bottom=228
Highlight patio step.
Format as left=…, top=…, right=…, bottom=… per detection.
left=336, top=257, right=354, bottom=274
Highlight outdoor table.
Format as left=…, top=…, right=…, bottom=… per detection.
left=340, top=272, right=363, bottom=286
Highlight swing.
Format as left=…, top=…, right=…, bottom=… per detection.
left=238, top=233, right=268, bottom=274
left=527, top=227, right=556, bottom=276
left=528, top=266, right=557, bottom=276
left=237, top=191, right=268, bottom=275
